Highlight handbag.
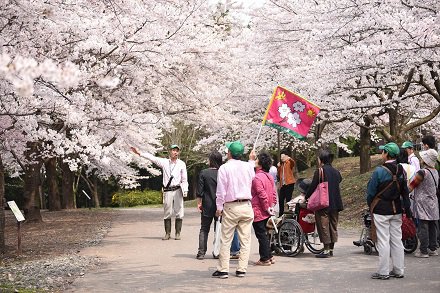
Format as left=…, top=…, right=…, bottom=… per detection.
left=307, top=168, right=329, bottom=212
left=401, top=214, right=416, bottom=240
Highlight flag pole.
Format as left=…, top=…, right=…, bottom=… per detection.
left=277, top=130, right=281, bottom=162
left=253, top=124, right=264, bottom=151
left=254, top=87, right=278, bottom=151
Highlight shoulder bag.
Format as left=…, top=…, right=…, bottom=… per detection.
left=307, top=168, right=329, bottom=212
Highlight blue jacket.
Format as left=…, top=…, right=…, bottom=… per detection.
left=366, top=161, right=411, bottom=216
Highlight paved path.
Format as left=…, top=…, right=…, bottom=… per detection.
left=68, top=208, right=440, bottom=293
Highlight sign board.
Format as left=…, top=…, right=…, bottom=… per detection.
left=7, top=201, right=25, bottom=222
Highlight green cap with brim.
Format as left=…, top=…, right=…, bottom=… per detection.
left=401, top=141, right=413, bottom=149
left=170, top=144, right=180, bottom=150
left=226, top=141, right=244, bottom=156
left=379, top=142, right=400, bottom=157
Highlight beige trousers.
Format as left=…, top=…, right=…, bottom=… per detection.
left=217, top=201, right=254, bottom=273
left=163, top=189, right=184, bottom=219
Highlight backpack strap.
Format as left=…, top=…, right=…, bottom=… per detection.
left=371, top=165, right=399, bottom=214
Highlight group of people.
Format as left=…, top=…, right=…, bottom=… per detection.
left=131, top=140, right=344, bottom=279
left=130, top=134, right=439, bottom=280
left=366, top=135, right=439, bottom=280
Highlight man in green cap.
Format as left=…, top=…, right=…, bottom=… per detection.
left=401, top=141, right=420, bottom=171
left=212, top=141, right=256, bottom=279
left=131, top=144, right=188, bottom=240
left=366, top=142, right=412, bottom=280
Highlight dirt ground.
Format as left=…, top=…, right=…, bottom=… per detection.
left=1, top=209, right=114, bottom=265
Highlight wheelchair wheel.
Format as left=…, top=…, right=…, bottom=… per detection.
left=277, top=220, right=303, bottom=257
left=304, top=229, right=324, bottom=254
left=403, top=235, right=418, bottom=254
left=363, top=243, right=373, bottom=255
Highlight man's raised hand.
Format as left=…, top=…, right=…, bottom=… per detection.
left=130, top=147, right=140, bottom=156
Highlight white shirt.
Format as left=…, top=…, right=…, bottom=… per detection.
left=408, top=153, right=420, bottom=171
left=140, top=152, right=188, bottom=192
left=269, top=166, right=277, bottom=183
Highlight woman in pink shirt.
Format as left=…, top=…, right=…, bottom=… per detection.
left=251, top=152, right=277, bottom=266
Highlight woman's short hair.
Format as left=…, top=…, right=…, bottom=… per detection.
left=422, top=135, right=436, bottom=149
left=280, top=149, right=289, bottom=156
left=397, top=148, right=408, bottom=164
left=318, top=149, right=334, bottom=165
left=257, top=152, right=273, bottom=172
left=208, top=151, right=223, bottom=169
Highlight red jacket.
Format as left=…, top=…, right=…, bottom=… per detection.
left=251, top=168, right=277, bottom=222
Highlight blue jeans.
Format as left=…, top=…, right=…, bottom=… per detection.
left=230, top=229, right=240, bottom=254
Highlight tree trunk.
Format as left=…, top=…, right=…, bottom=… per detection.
left=359, top=118, right=372, bottom=174
left=23, top=161, right=43, bottom=222
left=45, top=157, right=61, bottom=211
left=61, top=161, right=75, bottom=209
left=0, top=155, right=6, bottom=253
left=388, top=108, right=398, bottom=141
left=92, top=175, right=100, bottom=208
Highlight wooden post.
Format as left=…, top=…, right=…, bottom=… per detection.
left=17, top=221, right=22, bottom=255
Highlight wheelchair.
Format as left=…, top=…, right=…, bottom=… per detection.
left=267, top=202, right=324, bottom=257
left=353, top=210, right=418, bottom=255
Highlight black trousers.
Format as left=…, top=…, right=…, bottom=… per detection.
left=252, top=218, right=272, bottom=261
left=279, top=183, right=295, bottom=216
left=418, top=219, right=438, bottom=254
left=198, top=214, right=217, bottom=255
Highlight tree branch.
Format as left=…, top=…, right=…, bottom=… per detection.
left=402, top=105, right=440, bottom=132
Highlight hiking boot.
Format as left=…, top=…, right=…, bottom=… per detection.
left=175, top=218, right=182, bottom=240
left=371, top=273, right=390, bottom=280
left=414, top=251, right=429, bottom=258
left=389, top=271, right=404, bottom=278
left=235, top=271, right=246, bottom=278
left=428, top=249, right=438, bottom=256
left=162, top=219, right=171, bottom=240
left=212, top=271, right=228, bottom=279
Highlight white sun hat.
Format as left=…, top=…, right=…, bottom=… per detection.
left=419, top=148, right=438, bottom=168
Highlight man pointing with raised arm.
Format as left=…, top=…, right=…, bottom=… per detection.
left=131, top=144, right=188, bottom=240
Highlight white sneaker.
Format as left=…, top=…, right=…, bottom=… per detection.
left=414, top=251, right=429, bottom=258
left=428, top=249, right=439, bottom=256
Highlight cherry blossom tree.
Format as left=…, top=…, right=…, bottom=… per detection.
left=234, top=0, right=440, bottom=172
left=0, top=0, right=252, bottom=220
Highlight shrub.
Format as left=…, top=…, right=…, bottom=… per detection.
left=111, top=190, right=162, bottom=207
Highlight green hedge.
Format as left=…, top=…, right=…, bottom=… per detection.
left=111, top=190, right=162, bottom=207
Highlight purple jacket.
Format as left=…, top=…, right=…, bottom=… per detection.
left=251, top=168, right=277, bottom=222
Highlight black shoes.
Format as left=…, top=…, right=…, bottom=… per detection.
left=315, top=251, right=330, bottom=258
left=371, top=273, right=390, bottom=280
left=212, top=270, right=246, bottom=278
left=212, top=271, right=228, bottom=279
left=389, top=271, right=404, bottom=278
left=196, top=253, right=205, bottom=260
left=236, top=271, right=246, bottom=278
